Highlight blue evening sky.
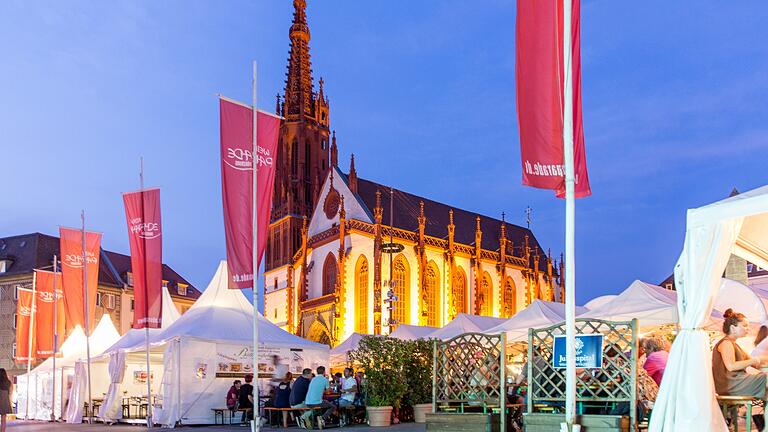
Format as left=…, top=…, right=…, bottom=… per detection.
left=2, top=1, right=767, bottom=305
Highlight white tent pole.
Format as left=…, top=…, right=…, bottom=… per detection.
left=25, top=271, right=37, bottom=419
left=251, top=59, right=261, bottom=432
left=52, top=255, right=59, bottom=421
left=140, top=157, right=153, bottom=428
left=82, top=210, right=94, bottom=424
left=561, top=0, right=578, bottom=430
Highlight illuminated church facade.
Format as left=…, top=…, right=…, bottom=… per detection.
left=263, top=0, right=562, bottom=347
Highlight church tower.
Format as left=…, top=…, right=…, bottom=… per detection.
left=267, top=0, right=332, bottom=271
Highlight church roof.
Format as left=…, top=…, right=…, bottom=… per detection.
left=343, top=174, right=551, bottom=267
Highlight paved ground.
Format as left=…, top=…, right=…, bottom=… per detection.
left=7, top=420, right=427, bottom=431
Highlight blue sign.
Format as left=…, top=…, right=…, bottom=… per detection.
left=552, top=334, right=604, bottom=369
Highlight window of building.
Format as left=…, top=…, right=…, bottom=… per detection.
left=322, top=160, right=326, bottom=170
left=0, top=259, right=10, bottom=273
left=101, top=293, right=116, bottom=309
left=96, top=292, right=102, bottom=308
left=392, top=255, right=410, bottom=326
left=424, top=262, right=440, bottom=327
left=321, top=139, right=327, bottom=150
left=665, top=283, right=673, bottom=290
left=503, top=278, right=516, bottom=318
left=273, top=278, right=278, bottom=292
left=322, top=253, right=338, bottom=296
left=13, top=313, right=17, bottom=330
left=12, top=343, right=16, bottom=359
left=131, top=299, right=135, bottom=311
left=479, top=272, right=493, bottom=316
left=452, top=267, right=467, bottom=318
left=178, top=284, right=188, bottom=296
left=291, top=139, right=299, bottom=175
left=14, top=285, right=19, bottom=300
left=355, top=256, right=369, bottom=333
left=126, top=272, right=134, bottom=287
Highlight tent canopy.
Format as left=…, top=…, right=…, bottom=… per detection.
left=580, top=280, right=683, bottom=328
left=330, top=332, right=372, bottom=368
left=483, top=300, right=588, bottom=342
left=388, top=324, right=437, bottom=340
left=713, top=278, right=768, bottom=324
left=428, top=313, right=507, bottom=341
left=583, top=295, right=616, bottom=310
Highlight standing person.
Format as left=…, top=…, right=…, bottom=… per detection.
left=291, top=368, right=313, bottom=429
left=238, top=374, right=255, bottom=423
left=226, top=380, right=241, bottom=411
left=274, top=372, right=293, bottom=428
left=713, top=309, right=767, bottom=430
left=302, top=366, right=336, bottom=429
left=0, top=369, right=12, bottom=432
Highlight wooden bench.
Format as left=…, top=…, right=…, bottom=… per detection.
left=264, top=406, right=320, bottom=427
left=211, top=407, right=253, bottom=425
left=717, top=395, right=761, bottom=432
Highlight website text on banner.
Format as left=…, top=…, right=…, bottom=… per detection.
left=34, top=270, right=65, bottom=357
left=219, top=97, right=280, bottom=289
left=59, top=227, right=101, bottom=330
left=516, top=0, right=590, bottom=198
left=123, top=188, right=163, bottom=328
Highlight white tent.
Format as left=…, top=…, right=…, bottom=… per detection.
left=330, top=333, right=370, bottom=368
left=483, top=300, right=588, bottom=342
left=388, top=324, right=436, bottom=341
left=583, top=295, right=616, bottom=310
left=713, top=278, right=768, bottom=324
left=580, top=280, right=681, bottom=328
left=428, top=313, right=507, bottom=341
left=17, top=314, right=120, bottom=421
left=651, top=184, right=768, bottom=431
left=69, top=261, right=330, bottom=427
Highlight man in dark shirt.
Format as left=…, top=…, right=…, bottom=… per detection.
left=290, top=368, right=313, bottom=408
left=238, top=374, right=255, bottom=422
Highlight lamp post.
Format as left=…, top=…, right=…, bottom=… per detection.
left=382, top=187, right=404, bottom=332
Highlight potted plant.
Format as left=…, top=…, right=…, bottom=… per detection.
left=402, top=338, right=434, bottom=423
left=349, top=336, right=407, bottom=427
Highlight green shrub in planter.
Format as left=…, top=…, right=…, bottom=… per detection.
left=402, top=338, right=434, bottom=406
left=348, top=336, right=408, bottom=408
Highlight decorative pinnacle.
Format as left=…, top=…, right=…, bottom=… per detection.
left=448, top=209, right=454, bottom=226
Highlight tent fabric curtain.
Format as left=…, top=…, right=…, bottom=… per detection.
left=98, top=351, right=126, bottom=422
left=650, top=217, right=742, bottom=431
left=64, top=361, right=87, bottom=423
left=155, top=339, right=180, bottom=428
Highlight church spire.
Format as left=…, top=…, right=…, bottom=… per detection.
left=348, top=154, right=358, bottom=194
left=284, top=0, right=314, bottom=118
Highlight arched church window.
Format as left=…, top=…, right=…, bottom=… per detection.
left=322, top=253, right=337, bottom=296
left=355, top=256, right=369, bottom=333
left=503, top=277, right=516, bottom=318
left=479, top=272, right=493, bottom=316
left=452, top=267, right=467, bottom=318
left=392, top=254, right=410, bottom=326
left=424, top=261, right=440, bottom=327
left=291, top=139, right=299, bottom=175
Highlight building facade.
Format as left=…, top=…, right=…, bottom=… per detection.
left=263, top=1, right=562, bottom=347
left=0, top=233, right=200, bottom=376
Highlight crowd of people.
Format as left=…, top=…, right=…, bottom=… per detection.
left=224, top=355, right=364, bottom=429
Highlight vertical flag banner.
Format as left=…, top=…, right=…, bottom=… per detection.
left=34, top=270, right=65, bottom=358
left=219, top=97, right=281, bottom=289
left=15, top=288, right=36, bottom=363
left=516, top=0, right=591, bottom=198
left=59, top=227, right=102, bottom=331
left=123, top=188, right=163, bottom=328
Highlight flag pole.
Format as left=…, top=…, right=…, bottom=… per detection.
left=251, top=60, right=261, bottom=432
left=561, top=0, right=578, bottom=430
left=82, top=210, right=94, bottom=424
left=25, top=271, right=37, bottom=420
left=51, top=255, right=59, bottom=421
left=140, top=157, right=153, bottom=428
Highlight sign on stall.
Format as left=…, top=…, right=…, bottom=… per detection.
left=553, top=334, right=603, bottom=369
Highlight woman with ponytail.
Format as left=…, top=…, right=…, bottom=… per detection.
left=713, top=309, right=768, bottom=430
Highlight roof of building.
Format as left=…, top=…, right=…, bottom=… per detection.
left=339, top=171, right=552, bottom=269
left=0, top=232, right=200, bottom=300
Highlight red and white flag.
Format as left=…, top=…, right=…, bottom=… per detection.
left=33, top=270, right=65, bottom=358
left=59, top=227, right=101, bottom=331
left=123, top=188, right=163, bottom=328
left=15, top=287, right=36, bottom=363
left=219, top=97, right=281, bottom=289
left=516, top=0, right=591, bottom=198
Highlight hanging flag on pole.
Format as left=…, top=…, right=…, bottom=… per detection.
left=516, top=0, right=591, bottom=198
left=123, top=187, right=163, bottom=328
left=33, top=270, right=65, bottom=358
left=15, top=287, right=36, bottom=363
left=59, top=227, right=101, bottom=331
left=219, top=96, right=281, bottom=289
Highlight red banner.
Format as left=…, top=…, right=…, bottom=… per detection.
left=59, top=227, right=102, bottom=331
left=34, top=270, right=66, bottom=358
left=516, top=0, right=591, bottom=198
left=219, top=97, right=281, bottom=289
left=123, top=188, right=163, bottom=329
left=15, top=287, right=36, bottom=363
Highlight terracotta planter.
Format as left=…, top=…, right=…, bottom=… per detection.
left=413, top=403, right=432, bottom=423
left=366, top=406, right=393, bottom=427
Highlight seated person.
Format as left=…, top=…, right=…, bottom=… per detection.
left=642, top=337, right=669, bottom=386
left=226, top=380, right=241, bottom=410
left=339, top=368, right=358, bottom=409
left=301, top=366, right=336, bottom=428
left=274, top=372, right=292, bottom=428
left=714, top=309, right=767, bottom=429
left=238, top=374, right=255, bottom=422
left=290, top=368, right=313, bottom=408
